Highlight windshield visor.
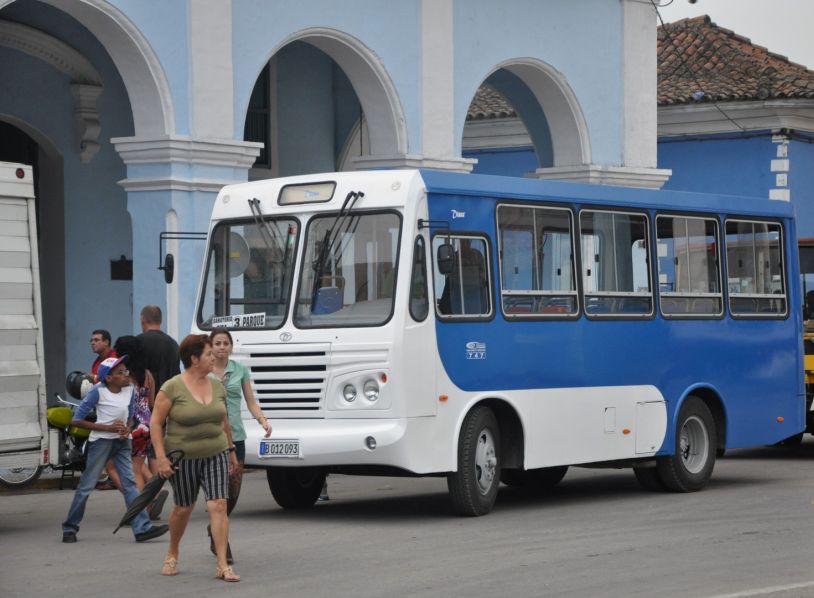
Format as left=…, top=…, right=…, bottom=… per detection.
left=295, top=211, right=401, bottom=328
left=198, top=218, right=299, bottom=329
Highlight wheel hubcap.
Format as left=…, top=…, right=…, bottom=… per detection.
left=679, top=415, right=709, bottom=474
left=474, top=428, right=497, bottom=495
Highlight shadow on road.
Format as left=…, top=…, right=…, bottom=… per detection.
left=236, top=465, right=777, bottom=523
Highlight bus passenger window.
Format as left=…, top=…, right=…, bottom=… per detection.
left=580, top=210, right=653, bottom=317
left=433, top=235, right=492, bottom=318
left=656, top=215, right=723, bottom=317
left=725, top=220, right=786, bottom=317
left=496, top=204, right=577, bottom=317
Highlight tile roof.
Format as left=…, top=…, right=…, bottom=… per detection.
left=658, top=15, right=814, bottom=105
left=467, top=15, right=814, bottom=118
left=466, top=84, right=516, bottom=120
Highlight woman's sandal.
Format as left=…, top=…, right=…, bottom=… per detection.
left=215, top=565, right=240, bottom=582
left=161, top=555, right=179, bottom=576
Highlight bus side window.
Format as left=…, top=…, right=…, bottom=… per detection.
left=409, top=236, right=429, bottom=321
left=433, top=235, right=492, bottom=318
left=579, top=210, right=653, bottom=317
left=725, top=219, right=787, bottom=317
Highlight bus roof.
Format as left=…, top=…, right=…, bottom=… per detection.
left=213, top=169, right=794, bottom=221
left=419, top=169, right=795, bottom=220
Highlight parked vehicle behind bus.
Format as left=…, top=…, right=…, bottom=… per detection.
left=0, top=162, right=49, bottom=488
left=188, top=170, right=804, bottom=516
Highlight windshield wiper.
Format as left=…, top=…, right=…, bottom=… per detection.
left=248, top=198, right=292, bottom=303
left=311, top=190, right=364, bottom=308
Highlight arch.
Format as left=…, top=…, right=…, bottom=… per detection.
left=17, top=0, right=176, bottom=136
left=243, top=27, right=407, bottom=158
left=466, top=58, right=591, bottom=168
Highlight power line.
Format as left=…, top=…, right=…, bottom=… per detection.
left=650, top=0, right=746, bottom=132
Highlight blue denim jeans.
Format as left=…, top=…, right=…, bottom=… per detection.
left=62, top=437, right=151, bottom=537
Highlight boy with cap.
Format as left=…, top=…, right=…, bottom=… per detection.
left=61, top=355, right=169, bottom=543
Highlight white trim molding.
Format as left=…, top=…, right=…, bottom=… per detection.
left=463, top=117, right=532, bottom=150
left=658, top=100, right=814, bottom=137
left=0, top=20, right=104, bottom=162
left=351, top=154, right=476, bottom=173
left=39, top=0, right=176, bottom=136
left=530, top=164, right=672, bottom=189
left=111, top=135, right=262, bottom=192
left=0, top=20, right=101, bottom=84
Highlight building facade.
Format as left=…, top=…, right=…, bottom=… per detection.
left=0, top=0, right=664, bottom=395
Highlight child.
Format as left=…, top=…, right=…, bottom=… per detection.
left=61, top=355, right=169, bottom=543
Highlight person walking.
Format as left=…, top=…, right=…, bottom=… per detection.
left=113, top=335, right=168, bottom=520
left=137, top=305, right=180, bottom=392
left=61, top=355, right=169, bottom=544
left=88, top=329, right=122, bottom=492
left=208, top=330, right=271, bottom=557
left=150, top=334, right=241, bottom=582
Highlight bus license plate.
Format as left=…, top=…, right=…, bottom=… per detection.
left=259, top=440, right=300, bottom=458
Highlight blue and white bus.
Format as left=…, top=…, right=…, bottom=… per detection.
left=193, top=170, right=804, bottom=516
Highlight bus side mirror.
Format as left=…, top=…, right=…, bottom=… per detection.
left=437, top=243, right=454, bottom=276
left=161, top=253, right=174, bottom=284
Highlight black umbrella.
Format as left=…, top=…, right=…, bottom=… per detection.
left=113, top=449, right=184, bottom=533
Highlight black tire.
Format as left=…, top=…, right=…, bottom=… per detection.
left=633, top=466, right=666, bottom=492
left=447, top=406, right=501, bottom=516
left=501, top=466, right=568, bottom=494
left=656, top=397, right=716, bottom=492
left=266, top=467, right=326, bottom=509
left=0, top=466, right=43, bottom=489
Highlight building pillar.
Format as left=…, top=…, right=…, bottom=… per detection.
left=531, top=0, right=671, bottom=189
left=353, top=0, right=474, bottom=173
left=112, top=136, right=261, bottom=337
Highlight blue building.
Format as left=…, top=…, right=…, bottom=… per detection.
left=0, top=0, right=667, bottom=396
left=465, top=16, right=814, bottom=236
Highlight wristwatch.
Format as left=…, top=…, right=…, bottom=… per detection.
left=227, top=446, right=236, bottom=453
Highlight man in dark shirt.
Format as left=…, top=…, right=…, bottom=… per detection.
left=136, top=305, right=180, bottom=391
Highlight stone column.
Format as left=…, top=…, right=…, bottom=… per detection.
left=112, top=136, right=261, bottom=337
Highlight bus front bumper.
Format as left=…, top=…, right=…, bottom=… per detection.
left=243, top=417, right=430, bottom=472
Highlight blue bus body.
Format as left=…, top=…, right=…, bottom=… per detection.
left=422, top=170, right=804, bottom=453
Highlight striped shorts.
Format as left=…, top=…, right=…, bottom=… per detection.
left=169, top=451, right=230, bottom=507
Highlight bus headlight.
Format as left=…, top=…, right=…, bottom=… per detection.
left=343, top=384, right=357, bottom=402
left=363, top=379, right=380, bottom=401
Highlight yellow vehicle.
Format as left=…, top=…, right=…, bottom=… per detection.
left=799, top=238, right=814, bottom=441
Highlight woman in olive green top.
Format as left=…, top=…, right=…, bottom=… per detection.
left=151, top=334, right=240, bottom=582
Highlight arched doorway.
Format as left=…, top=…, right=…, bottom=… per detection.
left=0, top=0, right=174, bottom=389
left=240, top=29, right=407, bottom=178
left=462, top=59, right=591, bottom=178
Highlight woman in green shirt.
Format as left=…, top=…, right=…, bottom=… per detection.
left=151, top=334, right=240, bottom=582
left=210, top=329, right=271, bottom=514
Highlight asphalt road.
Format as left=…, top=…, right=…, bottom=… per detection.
left=2, top=440, right=814, bottom=598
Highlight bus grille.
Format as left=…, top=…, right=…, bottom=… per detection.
left=239, top=344, right=330, bottom=415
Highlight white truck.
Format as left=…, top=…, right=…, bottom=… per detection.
left=0, top=161, right=48, bottom=487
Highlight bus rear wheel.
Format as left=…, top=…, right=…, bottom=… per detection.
left=266, top=467, right=326, bottom=509
left=448, top=406, right=501, bottom=516
left=501, top=466, right=568, bottom=493
left=656, top=397, right=716, bottom=492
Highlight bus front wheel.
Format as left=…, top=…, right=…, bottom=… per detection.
left=266, top=467, right=326, bottom=509
left=448, top=406, right=501, bottom=516
left=656, top=397, right=716, bottom=492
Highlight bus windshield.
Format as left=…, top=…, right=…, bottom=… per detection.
left=294, top=211, right=401, bottom=327
left=198, top=218, right=299, bottom=329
